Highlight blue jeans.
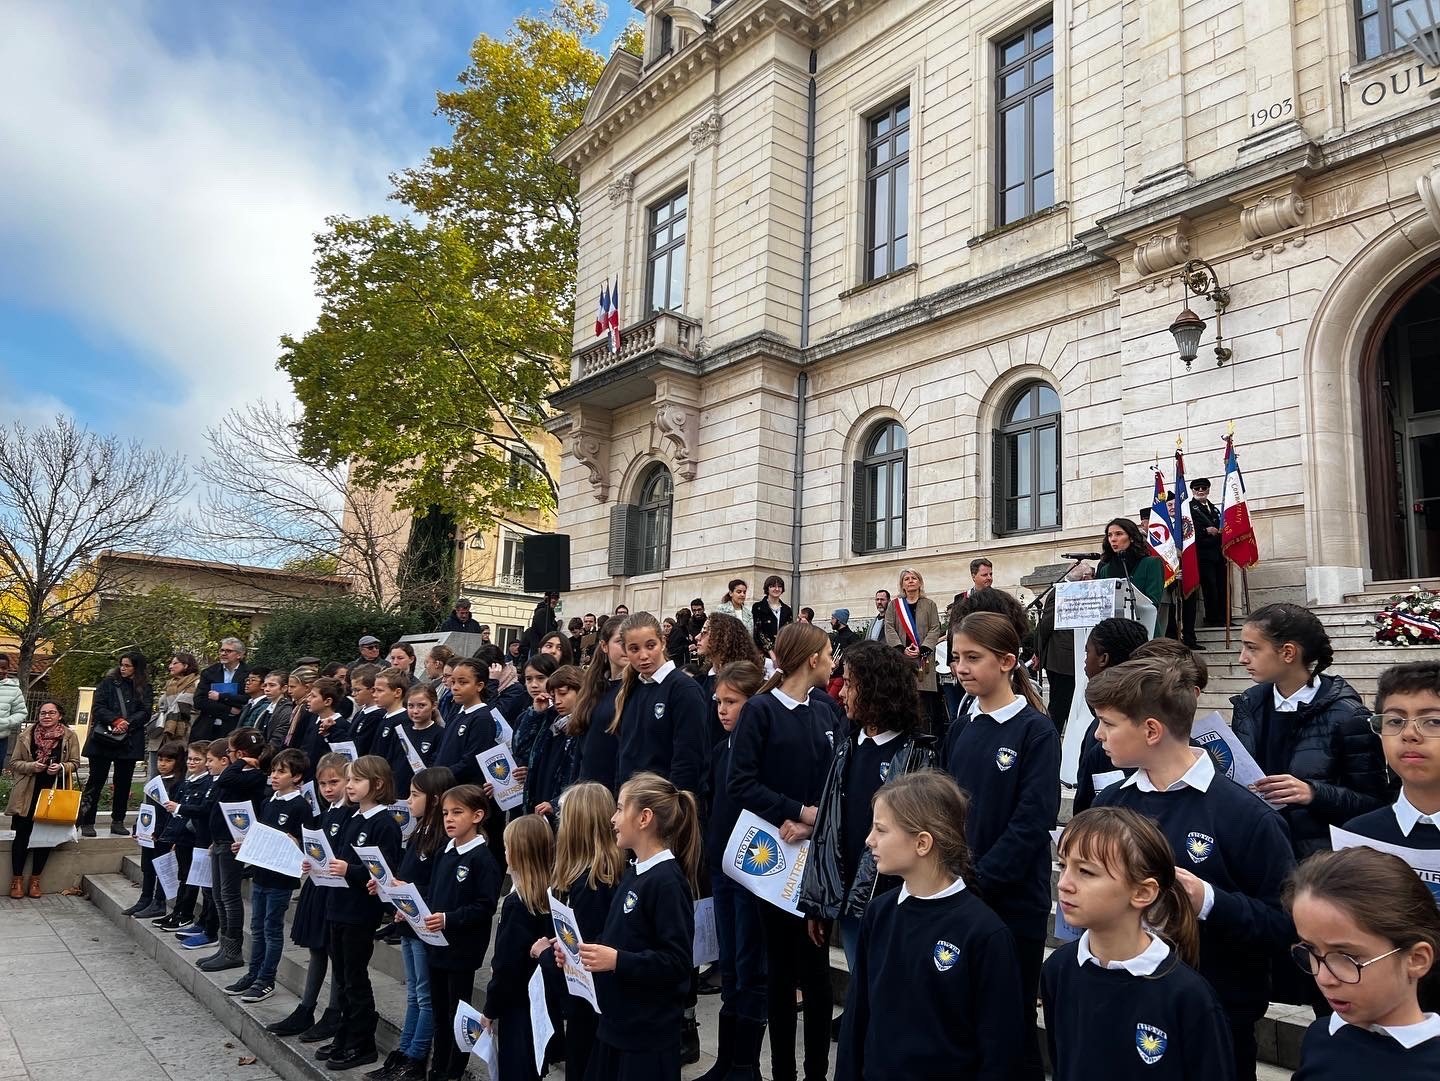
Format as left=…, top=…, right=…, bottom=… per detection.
left=398, top=936, right=433, bottom=1059
left=838, top=913, right=863, bottom=972
left=712, top=874, right=768, bottom=1023
left=941, top=680, right=962, bottom=724
left=246, top=885, right=292, bottom=984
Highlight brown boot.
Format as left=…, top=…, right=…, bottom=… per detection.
left=8, top=876, right=21, bottom=899
left=27, top=877, right=41, bottom=898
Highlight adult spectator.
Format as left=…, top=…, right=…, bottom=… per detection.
left=195, top=638, right=250, bottom=740
left=1190, top=477, right=1226, bottom=627
left=0, top=653, right=28, bottom=768
left=567, top=617, right=585, bottom=664
left=863, top=589, right=890, bottom=641
left=667, top=610, right=693, bottom=666
left=1094, top=518, right=1165, bottom=636
left=1033, top=565, right=1095, bottom=729
left=714, top=580, right=753, bottom=637
left=530, top=591, right=560, bottom=640
left=7, top=699, right=81, bottom=897
left=506, top=638, right=524, bottom=665
left=948, top=557, right=994, bottom=613
left=440, top=598, right=483, bottom=633
left=387, top=642, right=416, bottom=676
left=78, top=651, right=152, bottom=837
left=479, top=625, right=492, bottom=645
left=798, top=607, right=814, bottom=624
left=828, top=609, right=857, bottom=694
left=351, top=635, right=383, bottom=670
left=750, top=575, right=793, bottom=652
left=614, top=604, right=630, bottom=619
left=152, top=652, right=200, bottom=772
left=882, top=568, right=945, bottom=734
left=578, top=613, right=598, bottom=666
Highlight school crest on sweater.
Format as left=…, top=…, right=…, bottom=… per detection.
left=654, top=702, right=666, bottom=720
left=735, top=826, right=786, bottom=877
left=1184, top=832, right=1215, bottom=863
left=932, top=940, right=959, bottom=972
left=995, top=747, right=1019, bottom=771
left=456, top=865, right=470, bottom=882
left=1136, top=1023, right=1168, bottom=1064
left=623, top=889, right=638, bottom=913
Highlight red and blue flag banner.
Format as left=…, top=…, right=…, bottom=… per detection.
left=1146, top=468, right=1179, bottom=587
left=1221, top=433, right=1260, bottom=568
left=594, top=281, right=609, bottom=339
left=1173, top=448, right=1199, bottom=597
left=608, top=277, right=622, bottom=353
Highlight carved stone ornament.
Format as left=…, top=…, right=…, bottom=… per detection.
left=688, top=110, right=722, bottom=150
left=1132, top=228, right=1191, bottom=277
left=1420, top=161, right=1440, bottom=237
left=1240, top=185, right=1308, bottom=243
left=571, top=431, right=610, bottom=502
left=606, top=172, right=635, bottom=206
left=652, top=403, right=699, bottom=480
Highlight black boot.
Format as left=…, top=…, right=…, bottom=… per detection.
left=267, top=1004, right=315, bottom=1036
left=363, top=1050, right=404, bottom=1079
left=300, top=1007, right=343, bottom=1043
left=696, top=1013, right=735, bottom=1081
left=681, top=1015, right=701, bottom=1066
left=730, top=1019, right=768, bottom=1080
left=121, top=893, right=151, bottom=917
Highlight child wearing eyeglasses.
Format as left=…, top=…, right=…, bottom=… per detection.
left=1343, top=662, right=1440, bottom=850
left=1285, top=846, right=1440, bottom=1076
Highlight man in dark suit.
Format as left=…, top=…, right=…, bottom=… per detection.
left=1190, top=478, right=1227, bottom=627
left=195, top=638, right=251, bottom=739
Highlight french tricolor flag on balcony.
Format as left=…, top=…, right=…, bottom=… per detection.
left=594, top=279, right=622, bottom=353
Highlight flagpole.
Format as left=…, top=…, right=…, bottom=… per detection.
left=1224, top=560, right=1232, bottom=650
left=1241, top=567, right=1252, bottom=616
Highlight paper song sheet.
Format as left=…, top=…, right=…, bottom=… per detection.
left=301, top=827, right=348, bottom=888
left=134, top=804, right=157, bottom=849
left=352, top=845, right=397, bottom=900
left=476, top=744, right=525, bottom=811
left=1189, top=711, right=1275, bottom=804
left=152, top=850, right=179, bottom=901
left=386, top=880, right=448, bottom=947
left=142, top=775, right=169, bottom=805
left=387, top=802, right=417, bottom=843
left=328, top=740, right=359, bottom=762
left=693, top=897, right=719, bottom=966
left=300, top=781, right=320, bottom=818
left=186, top=848, right=213, bottom=887
left=236, top=822, right=304, bottom=879
left=548, top=889, right=600, bottom=1013
left=1331, top=826, right=1440, bottom=904
left=721, top=810, right=810, bottom=916
left=528, top=966, right=555, bottom=1073
left=395, top=726, right=426, bottom=774
left=218, top=801, right=257, bottom=842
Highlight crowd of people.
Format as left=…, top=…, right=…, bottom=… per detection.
left=1, top=509, right=1438, bottom=1079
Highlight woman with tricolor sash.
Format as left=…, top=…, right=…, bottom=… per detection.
left=883, top=568, right=946, bottom=737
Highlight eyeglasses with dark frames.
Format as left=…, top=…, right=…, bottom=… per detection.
left=1289, top=942, right=1404, bottom=984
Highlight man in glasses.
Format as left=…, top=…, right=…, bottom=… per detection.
left=196, top=638, right=251, bottom=739
left=1342, top=661, right=1440, bottom=851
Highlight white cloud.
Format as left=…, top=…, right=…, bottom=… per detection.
left=0, top=0, right=423, bottom=463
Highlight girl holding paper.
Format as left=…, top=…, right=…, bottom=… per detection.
left=198, top=727, right=270, bottom=975
left=125, top=740, right=185, bottom=919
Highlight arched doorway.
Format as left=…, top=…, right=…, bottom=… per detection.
left=1363, top=264, right=1440, bottom=581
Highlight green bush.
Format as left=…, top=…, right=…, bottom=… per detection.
left=251, top=596, right=425, bottom=669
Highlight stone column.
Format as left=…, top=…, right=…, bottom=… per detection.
left=1126, top=0, right=1190, bottom=203
left=1236, top=3, right=1306, bottom=165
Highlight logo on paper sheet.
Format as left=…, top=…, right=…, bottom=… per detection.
left=456, top=865, right=470, bottom=882
left=1136, top=1023, right=1168, bottom=1065
left=554, top=916, right=581, bottom=955
left=390, top=807, right=411, bottom=829
left=460, top=1014, right=483, bottom=1049
left=139, top=808, right=153, bottom=827
left=995, top=747, right=1018, bottom=772
left=228, top=810, right=252, bottom=831
left=1191, top=731, right=1234, bottom=778
left=623, top=890, right=638, bottom=914
left=394, top=896, right=421, bottom=920
left=734, top=826, right=786, bottom=878
left=304, top=840, right=326, bottom=861
left=1185, top=832, right=1215, bottom=864
left=933, top=940, right=960, bottom=972
left=654, top=702, right=666, bottom=720
left=486, top=758, right=511, bottom=784
left=364, top=859, right=387, bottom=883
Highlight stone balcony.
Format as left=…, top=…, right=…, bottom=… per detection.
left=554, top=310, right=702, bottom=411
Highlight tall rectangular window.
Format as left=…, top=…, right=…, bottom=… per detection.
left=646, top=189, right=687, bottom=314
left=1357, top=1, right=1429, bottom=61
left=864, top=98, right=910, bottom=281
left=996, top=16, right=1055, bottom=226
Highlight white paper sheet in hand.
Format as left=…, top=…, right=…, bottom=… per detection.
left=329, top=740, right=359, bottom=761
left=548, top=889, right=601, bottom=1013
left=1188, top=711, right=1274, bottom=803
left=477, top=744, right=525, bottom=811
left=301, top=828, right=348, bottom=888
left=352, top=845, right=397, bottom=900
left=387, top=802, right=417, bottom=843
left=396, top=726, right=426, bottom=774
left=721, top=810, right=810, bottom=916
left=186, top=848, right=213, bottom=887
left=386, top=880, right=449, bottom=946
left=300, top=781, right=320, bottom=818
left=218, top=801, right=257, bottom=842
left=152, top=850, right=180, bottom=900
left=492, top=709, right=513, bottom=746
left=1331, top=826, right=1440, bottom=904
left=528, top=966, right=555, bottom=1073
left=237, top=822, right=304, bottom=879
left=693, top=897, right=719, bottom=966
left=453, top=998, right=487, bottom=1054
left=134, top=804, right=157, bottom=849
left=143, top=775, right=169, bottom=805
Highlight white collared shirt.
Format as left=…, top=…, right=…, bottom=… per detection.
left=1393, top=791, right=1440, bottom=836
left=1328, top=1011, right=1440, bottom=1049
left=458, top=702, right=485, bottom=715
left=1274, top=676, right=1321, bottom=712
left=1076, top=931, right=1171, bottom=975
left=641, top=660, right=676, bottom=685
left=857, top=728, right=901, bottom=747
left=635, top=848, right=676, bottom=875
left=446, top=834, right=487, bottom=854
left=1123, top=748, right=1217, bottom=794
left=359, top=803, right=388, bottom=819
left=771, top=687, right=804, bottom=711
left=271, top=790, right=302, bottom=802
left=968, top=696, right=1027, bottom=724
left=897, top=876, right=966, bottom=904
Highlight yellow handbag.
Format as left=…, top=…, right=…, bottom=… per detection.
left=33, top=764, right=81, bottom=825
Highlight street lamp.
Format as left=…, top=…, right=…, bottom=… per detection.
left=1168, top=258, right=1233, bottom=369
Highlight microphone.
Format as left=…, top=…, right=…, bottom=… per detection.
left=1061, top=552, right=1104, bottom=561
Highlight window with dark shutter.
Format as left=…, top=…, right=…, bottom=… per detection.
left=994, top=381, right=1062, bottom=536
left=607, top=504, right=634, bottom=577
left=853, top=421, right=908, bottom=554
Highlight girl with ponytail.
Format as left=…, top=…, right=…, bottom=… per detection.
left=611, top=612, right=708, bottom=797
left=575, top=616, right=626, bottom=792
left=942, top=611, right=1060, bottom=1081
left=1041, top=807, right=1235, bottom=1081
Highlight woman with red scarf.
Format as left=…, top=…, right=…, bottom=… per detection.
left=6, top=699, right=81, bottom=898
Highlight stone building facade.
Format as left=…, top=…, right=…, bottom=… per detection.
left=550, top=0, right=1440, bottom=619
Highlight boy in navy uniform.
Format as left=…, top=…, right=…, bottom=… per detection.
left=1346, top=661, right=1440, bottom=850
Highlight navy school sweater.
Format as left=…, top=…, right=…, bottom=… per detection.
left=305, top=802, right=355, bottom=920
left=943, top=703, right=1061, bottom=936
left=615, top=665, right=708, bottom=795
left=375, top=712, right=440, bottom=796
left=329, top=803, right=403, bottom=927
left=348, top=705, right=385, bottom=757
left=162, top=771, right=213, bottom=846
left=539, top=867, right=621, bottom=991
left=206, top=761, right=269, bottom=845
left=727, top=689, right=837, bottom=827
left=482, top=891, right=550, bottom=1019
left=1040, top=939, right=1235, bottom=1081
left=1095, top=771, right=1296, bottom=1012
left=436, top=703, right=500, bottom=785
left=577, top=681, right=622, bottom=792
left=836, top=884, right=1024, bottom=1081
left=424, top=837, right=502, bottom=971
left=524, top=719, right=581, bottom=816
left=299, top=714, right=352, bottom=778
left=392, top=830, right=439, bottom=940
left=707, top=735, right=742, bottom=871
left=841, top=737, right=894, bottom=887
left=593, top=857, right=694, bottom=1051
left=1345, top=801, right=1440, bottom=849
left=252, top=790, right=306, bottom=890
left=141, top=772, right=183, bottom=844
left=1294, top=1016, right=1440, bottom=1079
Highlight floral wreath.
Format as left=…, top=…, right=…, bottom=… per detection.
left=1373, top=587, right=1440, bottom=647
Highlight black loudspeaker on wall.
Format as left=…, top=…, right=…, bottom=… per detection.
left=523, top=533, right=571, bottom=594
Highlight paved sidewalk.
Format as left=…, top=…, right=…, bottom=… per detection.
left=0, top=893, right=280, bottom=1081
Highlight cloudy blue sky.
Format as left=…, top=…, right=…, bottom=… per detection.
left=0, top=0, right=629, bottom=463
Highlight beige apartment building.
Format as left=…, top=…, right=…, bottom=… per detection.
left=549, top=0, right=1440, bottom=620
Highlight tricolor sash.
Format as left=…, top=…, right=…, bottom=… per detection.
left=893, top=597, right=925, bottom=669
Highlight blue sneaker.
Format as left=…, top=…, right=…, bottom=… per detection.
left=175, top=924, right=205, bottom=937
left=180, top=932, right=216, bottom=950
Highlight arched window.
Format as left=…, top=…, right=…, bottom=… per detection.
left=636, top=464, right=673, bottom=574
left=851, top=420, right=908, bottom=554
left=994, top=382, right=1061, bottom=534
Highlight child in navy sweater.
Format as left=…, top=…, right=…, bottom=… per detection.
left=175, top=740, right=227, bottom=948
left=157, top=741, right=213, bottom=930
left=1042, top=806, right=1235, bottom=1080
left=128, top=740, right=184, bottom=919
left=1089, top=657, right=1295, bottom=1081
left=424, top=783, right=502, bottom=1081
left=1287, top=846, right=1440, bottom=1077
left=575, top=617, right=625, bottom=792
left=837, top=770, right=1024, bottom=1081
left=1345, top=661, right=1440, bottom=852
left=368, top=666, right=415, bottom=792
left=434, top=658, right=503, bottom=786
left=524, top=665, right=584, bottom=821
left=566, top=770, right=699, bottom=1081
left=612, top=612, right=708, bottom=795
left=199, top=728, right=270, bottom=974
left=728, top=623, right=839, bottom=1081
left=943, top=611, right=1059, bottom=1081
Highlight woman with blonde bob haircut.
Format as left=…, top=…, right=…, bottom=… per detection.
left=883, top=566, right=946, bottom=734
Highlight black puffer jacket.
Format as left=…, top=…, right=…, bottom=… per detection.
left=1230, top=674, right=1391, bottom=857
left=85, top=674, right=152, bottom=760
left=798, top=732, right=935, bottom=920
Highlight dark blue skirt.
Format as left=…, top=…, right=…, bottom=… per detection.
left=289, top=878, right=328, bottom=950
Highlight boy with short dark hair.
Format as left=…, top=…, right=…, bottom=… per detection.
left=176, top=741, right=228, bottom=949
left=1090, top=657, right=1295, bottom=1081
left=347, top=665, right=383, bottom=755
left=156, top=740, right=214, bottom=930
left=1345, top=661, right=1440, bottom=850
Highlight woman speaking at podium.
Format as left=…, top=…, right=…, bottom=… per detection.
left=1094, top=518, right=1165, bottom=636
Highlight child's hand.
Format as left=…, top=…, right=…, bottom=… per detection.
left=779, top=820, right=812, bottom=844
left=165, top=801, right=179, bottom=813
left=423, top=913, right=446, bottom=932
left=513, top=766, right=528, bottom=785
left=1175, top=868, right=1207, bottom=912
left=529, top=936, right=554, bottom=960
left=578, top=944, right=618, bottom=973
left=553, top=942, right=569, bottom=968
left=366, top=879, right=380, bottom=896
left=1252, top=774, right=1313, bottom=805
left=394, top=911, right=406, bottom=924
left=806, top=918, right=828, bottom=948
left=482, top=783, right=494, bottom=799
left=534, top=802, right=553, bottom=817
left=231, top=842, right=242, bottom=854
left=534, top=692, right=552, bottom=710
left=300, top=859, right=311, bottom=874
left=479, top=1015, right=495, bottom=1033
left=328, top=859, right=348, bottom=877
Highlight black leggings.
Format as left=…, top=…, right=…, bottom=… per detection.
left=429, top=966, right=477, bottom=1079
left=329, top=922, right=378, bottom=1053
left=10, top=812, right=53, bottom=879
left=300, top=946, right=339, bottom=1012
left=79, top=755, right=137, bottom=826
